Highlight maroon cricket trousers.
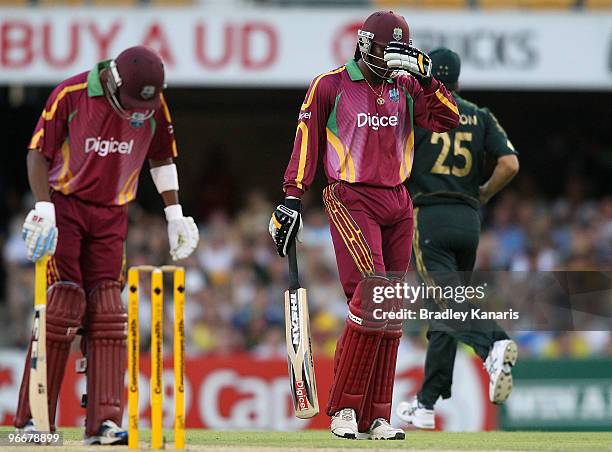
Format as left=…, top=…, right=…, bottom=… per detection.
left=323, top=181, right=413, bottom=296
left=323, top=181, right=413, bottom=430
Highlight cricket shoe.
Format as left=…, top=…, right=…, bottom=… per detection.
left=15, top=419, right=46, bottom=443
left=331, top=408, right=358, bottom=439
left=485, top=339, right=518, bottom=404
left=15, top=420, right=59, bottom=444
left=365, top=418, right=405, bottom=440
left=396, top=397, right=435, bottom=429
left=15, top=419, right=38, bottom=433
left=83, top=420, right=128, bottom=445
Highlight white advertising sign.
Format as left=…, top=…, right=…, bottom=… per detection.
left=0, top=8, right=610, bottom=89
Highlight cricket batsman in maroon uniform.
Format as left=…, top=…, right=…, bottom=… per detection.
left=15, top=46, right=199, bottom=444
left=270, top=11, right=459, bottom=439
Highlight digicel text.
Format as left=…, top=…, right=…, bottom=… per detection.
left=295, top=380, right=308, bottom=410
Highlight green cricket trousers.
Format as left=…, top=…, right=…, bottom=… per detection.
left=412, top=204, right=510, bottom=407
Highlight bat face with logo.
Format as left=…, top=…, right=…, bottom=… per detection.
left=285, top=286, right=319, bottom=418
left=29, top=256, right=50, bottom=432
left=285, top=245, right=319, bottom=419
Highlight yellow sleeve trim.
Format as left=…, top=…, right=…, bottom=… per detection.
left=42, top=82, right=87, bottom=121
left=160, top=93, right=178, bottom=158
left=399, top=130, right=414, bottom=182
left=29, top=129, right=44, bottom=149
left=326, top=128, right=355, bottom=182
left=57, top=140, right=74, bottom=194
left=117, top=169, right=140, bottom=206
left=327, top=128, right=346, bottom=180
left=294, top=122, right=309, bottom=189
left=160, top=93, right=172, bottom=123
left=301, top=67, right=345, bottom=111
left=435, top=89, right=459, bottom=116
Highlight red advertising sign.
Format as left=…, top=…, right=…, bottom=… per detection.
left=0, top=351, right=494, bottom=431
left=57, top=355, right=333, bottom=430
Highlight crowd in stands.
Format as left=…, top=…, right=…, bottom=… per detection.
left=2, top=185, right=610, bottom=358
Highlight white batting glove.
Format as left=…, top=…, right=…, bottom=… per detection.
left=165, top=204, right=199, bottom=261
left=385, top=42, right=432, bottom=81
left=22, top=201, right=58, bottom=262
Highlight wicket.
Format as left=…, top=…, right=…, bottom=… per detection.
left=127, top=265, right=186, bottom=450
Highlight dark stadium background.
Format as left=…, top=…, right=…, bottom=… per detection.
left=2, top=88, right=609, bottom=217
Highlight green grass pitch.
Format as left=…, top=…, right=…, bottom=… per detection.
left=1, top=428, right=611, bottom=451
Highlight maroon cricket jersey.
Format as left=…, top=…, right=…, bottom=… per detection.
left=283, top=59, right=460, bottom=197
left=28, top=60, right=177, bottom=206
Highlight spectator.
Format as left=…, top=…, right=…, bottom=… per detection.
left=2, top=193, right=610, bottom=357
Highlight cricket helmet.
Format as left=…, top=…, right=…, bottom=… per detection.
left=104, top=46, right=165, bottom=122
left=356, top=11, right=410, bottom=77
left=430, top=47, right=461, bottom=85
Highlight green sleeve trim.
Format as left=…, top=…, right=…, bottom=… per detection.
left=326, top=92, right=342, bottom=136
left=403, top=88, right=414, bottom=134
left=149, top=117, right=157, bottom=138
left=68, top=110, right=78, bottom=122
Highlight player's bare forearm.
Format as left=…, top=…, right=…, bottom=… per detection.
left=160, top=190, right=179, bottom=207
left=480, top=154, right=519, bottom=204
left=149, top=157, right=180, bottom=206
left=149, top=157, right=173, bottom=168
left=27, top=150, right=51, bottom=203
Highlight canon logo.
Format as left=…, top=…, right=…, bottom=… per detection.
left=85, top=137, right=134, bottom=157
left=202, top=369, right=306, bottom=430
left=357, top=113, right=398, bottom=130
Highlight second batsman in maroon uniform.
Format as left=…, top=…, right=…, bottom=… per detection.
left=15, top=46, right=199, bottom=444
left=270, top=11, right=459, bottom=439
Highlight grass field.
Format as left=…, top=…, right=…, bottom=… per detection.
left=2, top=428, right=612, bottom=451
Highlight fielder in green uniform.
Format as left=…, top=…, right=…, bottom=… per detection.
left=396, top=48, right=520, bottom=429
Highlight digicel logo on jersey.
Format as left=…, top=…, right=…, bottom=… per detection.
left=356, top=113, right=398, bottom=131
left=85, top=137, right=134, bottom=157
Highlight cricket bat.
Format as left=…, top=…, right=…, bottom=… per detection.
left=284, top=243, right=319, bottom=419
left=29, top=256, right=50, bottom=432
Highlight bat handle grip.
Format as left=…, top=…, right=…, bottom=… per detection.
left=288, top=242, right=300, bottom=290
